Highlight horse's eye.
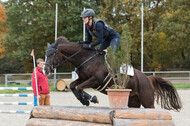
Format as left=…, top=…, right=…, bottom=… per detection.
left=49, top=53, right=54, bottom=57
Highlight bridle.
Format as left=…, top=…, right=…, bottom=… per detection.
left=44, top=47, right=82, bottom=69
left=44, top=47, right=97, bottom=70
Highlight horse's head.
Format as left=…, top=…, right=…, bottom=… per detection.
left=43, top=36, right=107, bottom=76
left=43, top=42, right=59, bottom=76
left=43, top=36, right=71, bottom=76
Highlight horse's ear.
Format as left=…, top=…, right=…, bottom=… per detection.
left=52, top=40, right=59, bottom=48
left=47, top=43, right=51, bottom=48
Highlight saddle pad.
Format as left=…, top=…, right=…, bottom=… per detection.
left=127, top=65, right=134, bottom=76
left=120, top=64, right=134, bottom=76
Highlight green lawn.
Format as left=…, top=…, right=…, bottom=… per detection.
left=0, top=83, right=189, bottom=94
left=0, top=83, right=56, bottom=94
left=173, top=83, right=190, bottom=88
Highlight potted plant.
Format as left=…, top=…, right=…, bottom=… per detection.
left=105, top=24, right=132, bottom=109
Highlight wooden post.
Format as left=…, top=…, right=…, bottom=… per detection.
left=27, top=106, right=175, bottom=126
left=114, top=108, right=172, bottom=120
left=26, top=118, right=112, bottom=126
left=30, top=106, right=113, bottom=124
left=113, top=118, right=175, bottom=126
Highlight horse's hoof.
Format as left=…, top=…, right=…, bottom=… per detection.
left=91, top=96, right=99, bottom=104
left=85, top=101, right=90, bottom=106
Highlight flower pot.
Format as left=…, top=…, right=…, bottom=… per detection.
left=106, top=89, right=132, bottom=109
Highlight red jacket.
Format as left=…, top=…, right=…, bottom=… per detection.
left=32, top=66, right=49, bottom=97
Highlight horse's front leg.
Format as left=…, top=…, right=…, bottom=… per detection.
left=70, top=79, right=90, bottom=106
left=81, top=91, right=99, bottom=104
left=76, top=77, right=99, bottom=104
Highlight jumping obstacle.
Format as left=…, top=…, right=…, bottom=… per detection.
left=0, top=87, right=32, bottom=90
left=0, top=87, right=34, bottom=114
left=0, top=94, right=33, bottom=97
left=26, top=106, right=175, bottom=126
left=0, top=110, right=31, bottom=114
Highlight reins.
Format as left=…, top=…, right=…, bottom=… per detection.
left=54, top=48, right=83, bottom=68
left=45, top=47, right=98, bottom=69
left=76, top=53, right=97, bottom=69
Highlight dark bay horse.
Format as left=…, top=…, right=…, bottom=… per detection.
left=43, top=36, right=182, bottom=111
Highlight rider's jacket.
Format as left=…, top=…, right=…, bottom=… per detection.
left=83, top=19, right=120, bottom=48
left=86, top=19, right=112, bottom=40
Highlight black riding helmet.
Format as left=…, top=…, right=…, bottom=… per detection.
left=80, top=9, right=95, bottom=18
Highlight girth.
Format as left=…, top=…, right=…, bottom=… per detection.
left=96, top=73, right=112, bottom=92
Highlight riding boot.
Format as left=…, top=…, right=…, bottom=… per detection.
left=72, top=89, right=89, bottom=106
left=82, top=91, right=99, bottom=104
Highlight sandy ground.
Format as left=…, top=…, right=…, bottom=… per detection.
left=0, top=89, right=189, bottom=126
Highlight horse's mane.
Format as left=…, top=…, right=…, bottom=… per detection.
left=50, top=36, right=106, bottom=55
left=57, top=36, right=70, bottom=44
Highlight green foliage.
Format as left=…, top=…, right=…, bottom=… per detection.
left=1, top=0, right=190, bottom=73
left=1, top=0, right=100, bottom=73
left=159, top=0, right=190, bottom=69
left=106, top=24, right=132, bottom=89
left=0, top=57, right=24, bottom=74
left=3, top=0, right=56, bottom=72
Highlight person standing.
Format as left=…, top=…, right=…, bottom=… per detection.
left=32, top=58, right=50, bottom=105
left=79, top=9, right=120, bottom=52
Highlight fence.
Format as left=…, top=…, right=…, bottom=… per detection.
left=1, top=72, right=78, bottom=87
left=1, top=71, right=190, bottom=87
left=0, top=87, right=35, bottom=114
left=144, top=71, right=190, bottom=80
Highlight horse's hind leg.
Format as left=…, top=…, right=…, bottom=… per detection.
left=139, top=89, right=155, bottom=108
left=128, top=95, right=141, bottom=108
left=136, top=74, right=155, bottom=108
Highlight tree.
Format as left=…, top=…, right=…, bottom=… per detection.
left=2, top=0, right=95, bottom=72
left=160, top=0, right=190, bottom=69
left=0, top=3, right=7, bottom=59
left=100, top=0, right=169, bottom=70
left=106, top=24, right=132, bottom=88
left=2, top=0, right=190, bottom=73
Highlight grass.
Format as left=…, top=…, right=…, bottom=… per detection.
left=0, top=83, right=189, bottom=94
left=0, top=83, right=56, bottom=94
left=173, top=83, right=190, bottom=88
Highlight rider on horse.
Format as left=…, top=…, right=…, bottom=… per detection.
left=79, top=9, right=121, bottom=52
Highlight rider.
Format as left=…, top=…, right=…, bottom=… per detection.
left=79, top=9, right=120, bottom=52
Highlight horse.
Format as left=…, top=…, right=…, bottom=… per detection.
left=43, top=36, right=182, bottom=111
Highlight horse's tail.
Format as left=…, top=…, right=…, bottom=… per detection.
left=148, top=76, right=182, bottom=111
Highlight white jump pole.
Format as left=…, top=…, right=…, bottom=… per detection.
left=141, top=3, right=144, bottom=72
left=83, top=7, right=85, bottom=41
left=54, top=3, right=58, bottom=87
left=31, top=49, right=38, bottom=106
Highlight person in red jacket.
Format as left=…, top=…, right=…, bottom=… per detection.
left=32, top=58, right=50, bottom=105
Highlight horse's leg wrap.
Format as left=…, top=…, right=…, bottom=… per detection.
left=82, top=91, right=99, bottom=104
left=72, top=89, right=89, bottom=106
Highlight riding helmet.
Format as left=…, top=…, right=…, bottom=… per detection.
left=80, top=9, right=95, bottom=17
